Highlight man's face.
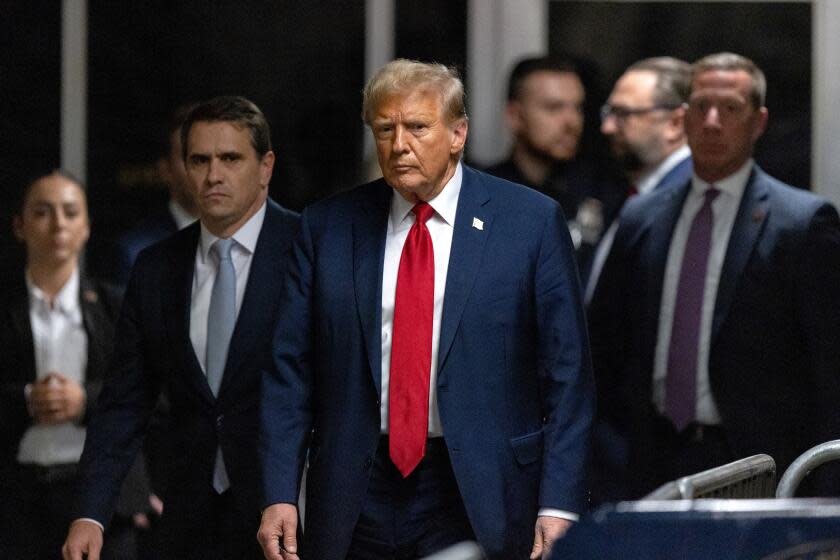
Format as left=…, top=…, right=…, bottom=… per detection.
left=508, top=71, right=585, bottom=161
left=371, top=88, right=467, bottom=202
left=685, top=69, right=767, bottom=182
left=185, top=121, right=274, bottom=237
left=601, top=70, right=677, bottom=173
left=14, top=175, right=90, bottom=268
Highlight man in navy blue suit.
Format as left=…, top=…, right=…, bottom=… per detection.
left=589, top=53, right=840, bottom=499
left=257, top=60, right=594, bottom=560
left=63, top=96, right=299, bottom=559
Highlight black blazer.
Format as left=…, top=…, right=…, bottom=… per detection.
left=0, top=272, right=119, bottom=470
left=74, top=199, right=300, bottom=530
left=589, top=165, right=840, bottom=496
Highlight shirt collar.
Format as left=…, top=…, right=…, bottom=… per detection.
left=26, top=266, right=81, bottom=316
left=638, top=144, right=691, bottom=195
left=691, top=158, right=754, bottom=199
left=389, top=162, right=463, bottom=231
left=199, top=201, right=266, bottom=262
left=169, top=199, right=198, bottom=230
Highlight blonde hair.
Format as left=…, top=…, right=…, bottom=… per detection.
left=362, top=59, right=467, bottom=125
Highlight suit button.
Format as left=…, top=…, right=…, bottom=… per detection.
left=216, top=415, right=224, bottom=428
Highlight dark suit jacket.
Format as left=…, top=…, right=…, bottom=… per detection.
left=74, top=199, right=299, bottom=533
left=110, top=209, right=180, bottom=286
left=0, top=273, right=118, bottom=467
left=589, top=165, right=840, bottom=496
left=261, top=166, right=594, bottom=559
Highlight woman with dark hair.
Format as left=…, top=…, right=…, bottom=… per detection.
left=0, top=171, right=148, bottom=559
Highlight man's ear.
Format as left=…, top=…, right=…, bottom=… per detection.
left=752, top=106, right=769, bottom=143
left=260, top=150, right=276, bottom=188
left=449, top=118, right=469, bottom=155
left=504, top=100, right=524, bottom=134
left=12, top=215, right=24, bottom=242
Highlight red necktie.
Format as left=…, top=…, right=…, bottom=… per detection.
left=389, top=202, right=435, bottom=477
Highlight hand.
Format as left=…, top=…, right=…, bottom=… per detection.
left=530, top=516, right=573, bottom=560
left=63, top=519, right=103, bottom=560
left=257, top=503, right=299, bottom=560
left=30, top=373, right=86, bottom=424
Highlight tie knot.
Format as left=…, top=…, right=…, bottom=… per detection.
left=704, top=187, right=720, bottom=204
left=211, top=238, right=235, bottom=262
left=412, top=202, right=434, bottom=224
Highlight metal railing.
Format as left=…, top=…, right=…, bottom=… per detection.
left=776, top=439, right=840, bottom=498
left=643, top=454, right=777, bottom=500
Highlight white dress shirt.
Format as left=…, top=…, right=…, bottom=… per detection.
left=653, top=159, right=752, bottom=423
left=378, top=164, right=576, bottom=521
left=380, top=165, right=462, bottom=436
left=169, top=199, right=198, bottom=230
left=190, top=202, right=266, bottom=375
left=18, top=268, right=88, bottom=465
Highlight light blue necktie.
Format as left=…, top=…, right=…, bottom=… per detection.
left=207, top=237, right=235, bottom=493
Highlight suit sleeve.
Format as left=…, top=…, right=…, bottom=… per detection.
left=796, top=202, right=840, bottom=493
left=260, top=210, right=315, bottom=507
left=536, top=204, right=595, bottom=513
left=73, top=258, right=160, bottom=525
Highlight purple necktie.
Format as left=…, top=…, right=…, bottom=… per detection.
left=666, top=187, right=719, bottom=431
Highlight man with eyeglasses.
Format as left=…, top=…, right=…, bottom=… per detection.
left=485, top=57, right=621, bottom=272
left=585, top=57, right=692, bottom=305
left=588, top=52, right=840, bottom=500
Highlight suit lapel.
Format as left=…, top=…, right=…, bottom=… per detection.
left=164, top=224, right=215, bottom=406
left=645, top=180, right=691, bottom=342
left=712, top=166, right=769, bottom=341
left=437, top=167, right=492, bottom=375
left=8, top=278, right=36, bottom=383
left=354, top=181, right=391, bottom=397
left=79, top=276, right=107, bottom=383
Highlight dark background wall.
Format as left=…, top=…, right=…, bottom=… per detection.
left=84, top=1, right=366, bottom=275
left=0, top=0, right=62, bottom=270
left=1, top=1, right=812, bottom=277
left=548, top=1, right=812, bottom=190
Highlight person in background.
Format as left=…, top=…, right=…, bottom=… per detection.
left=0, top=171, right=150, bottom=559
left=485, top=56, right=622, bottom=273
left=110, top=104, right=199, bottom=287
left=588, top=52, right=840, bottom=499
left=586, top=56, right=692, bottom=304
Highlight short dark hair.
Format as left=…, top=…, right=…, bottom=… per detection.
left=181, top=95, right=272, bottom=160
left=16, top=169, right=86, bottom=215
left=692, top=52, right=766, bottom=108
left=507, top=56, right=581, bottom=101
left=626, top=56, right=692, bottom=108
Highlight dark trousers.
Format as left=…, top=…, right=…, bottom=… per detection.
left=634, top=416, right=736, bottom=497
left=347, top=437, right=475, bottom=560
left=0, top=463, right=140, bottom=560
left=159, top=488, right=262, bottom=560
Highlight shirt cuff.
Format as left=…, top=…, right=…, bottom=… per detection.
left=538, top=508, right=579, bottom=522
left=72, top=518, right=105, bottom=532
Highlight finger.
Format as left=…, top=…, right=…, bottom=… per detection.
left=530, top=525, right=544, bottom=560
left=257, top=525, right=283, bottom=560
left=281, top=516, right=298, bottom=555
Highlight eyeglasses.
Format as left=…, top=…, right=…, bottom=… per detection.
left=600, top=103, right=683, bottom=124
